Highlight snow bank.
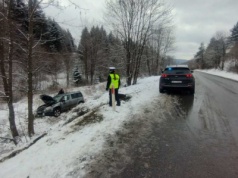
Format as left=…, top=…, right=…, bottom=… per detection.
left=196, top=69, right=238, bottom=82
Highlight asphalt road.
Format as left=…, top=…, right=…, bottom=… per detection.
left=84, top=72, right=238, bottom=178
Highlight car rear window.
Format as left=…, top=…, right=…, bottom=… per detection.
left=71, top=93, right=82, bottom=99
left=164, top=67, right=190, bottom=74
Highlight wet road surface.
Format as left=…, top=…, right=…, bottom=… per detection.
left=84, top=72, right=238, bottom=178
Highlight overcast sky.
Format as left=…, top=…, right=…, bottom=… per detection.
left=44, top=0, right=238, bottom=60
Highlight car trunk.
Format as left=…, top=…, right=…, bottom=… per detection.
left=163, top=74, right=192, bottom=85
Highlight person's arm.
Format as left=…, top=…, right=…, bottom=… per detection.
left=118, top=76, right=121, bottom=88
left=106, top=75, right=111, bottom=90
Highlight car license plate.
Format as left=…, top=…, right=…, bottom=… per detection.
left=171, top=81, right=182, bottom=83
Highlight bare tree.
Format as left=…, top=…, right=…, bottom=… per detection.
left=0, top=0, right=19, bottom=139
left=229, top=43, right=238, bottom=72
left=1, top=0, right=76, bottom=138
left=26, top=0, right=37, bottom=136
left=148, top=26, right=175, bottom=75
left=25, top=0, right=54, bottom=136
left=204, top=31, right=229, bottom=70
left=106, top=0, right=172, bottom=85
left=229, top=22, right=238, bottom=71
left=24, top=0, right=63, bottom=136
left=215, top=31, right=229, bottom=70
left=78, top=26, right=111, bottom=84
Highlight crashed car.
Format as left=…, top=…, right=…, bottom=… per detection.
left=36, top=91, right=84, bottom=117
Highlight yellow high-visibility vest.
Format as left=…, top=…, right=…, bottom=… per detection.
left=109, top=74, right=120, bottom=89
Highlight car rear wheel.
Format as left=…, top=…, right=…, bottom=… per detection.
left=53, top=108, right=61, bottom=117
left=190, top=88, right=195, bottom=95
left=159, top=88, right=165, bottom=93
left=78, top=101, right=84, bottom=105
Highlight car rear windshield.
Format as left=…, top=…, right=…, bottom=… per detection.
left=71, top=93, right=82, bottom=99
left=164, top=67, right=190, bottom=74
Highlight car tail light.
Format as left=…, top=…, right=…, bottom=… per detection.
left=186, top=74, right=193, bottom=78
left=161, top=74, right=168, bottom=78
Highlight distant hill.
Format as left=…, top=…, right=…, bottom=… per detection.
left=173, top=59, right=189, bottom=65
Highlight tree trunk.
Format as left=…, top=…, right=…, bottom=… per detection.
left=221, top=44, right=226, bottom=70
left=145, top=48, right=151, bottom=76
left=0, top=29, right=19, bottom=139
left=90, top=58, right=94, bottom=85
left=132, top=53, right=142, bottom=85
left=67, top=69, right=70, bottom=87
left=155, top=52, right=160, bottom=75
left=64, top=56, right=70, bottom=87
left=146, top=58, right=151, bottom=76
left=84, top=53, right=88, bottom=83
left=0, top=0, right=19, bottom=138
left=7, top=3, right=19, bottom=138
left=27, top=0, right=35, bottom=137
left=126, top=45, right=132, bottom=86
left=8, top=102, right=19, bottom=137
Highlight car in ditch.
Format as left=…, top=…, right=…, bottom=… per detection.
left=159, top=65, right=195, bottom=94
left=36, top=91, right=85, bottom=117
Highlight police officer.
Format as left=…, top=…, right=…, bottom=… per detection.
left=106, top=67, right=121, bottom=106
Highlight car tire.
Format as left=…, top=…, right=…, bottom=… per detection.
left=78, top=101, right=83, bottom=105
left=159, top=88, right=164, bottom=93
left=190, top=88, right=195, bottom=95
left=53, top=108, right=61, bottom=117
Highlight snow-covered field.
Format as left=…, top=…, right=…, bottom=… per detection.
left=0, top=68, right=238, bottom=178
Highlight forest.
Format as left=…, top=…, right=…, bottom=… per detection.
left=192, top=22, right=238, bottom=72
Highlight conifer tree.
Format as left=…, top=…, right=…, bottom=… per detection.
left=230, top=22, right=238, bottom=43
left=73, top=67, right=81, bottom=85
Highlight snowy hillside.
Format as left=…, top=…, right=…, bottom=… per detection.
left=0, top=76, right=161, bottom=178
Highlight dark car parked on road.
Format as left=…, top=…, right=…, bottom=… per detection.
left=159, top=65, right=195, bottom=94
left=36, top=91, right=84, bottom=117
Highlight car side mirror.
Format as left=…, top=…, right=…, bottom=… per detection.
left=191, top=70, right=194, bottom=73
left=61, top=99, right=66, bottom=103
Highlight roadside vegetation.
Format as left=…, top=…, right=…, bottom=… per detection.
left=190, top=22, right=238, bottom=73
left=0, top=0, right=175, bottom=144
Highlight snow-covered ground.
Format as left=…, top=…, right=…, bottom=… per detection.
left=0, top=68, right=238, bottom=178
left=196, top=59, right=238, bottom=82
left=196, top=69, right=238, bottom=82
left=0, top=76, right=161, bottom=178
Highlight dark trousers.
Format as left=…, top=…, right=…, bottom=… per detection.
left=109, top=89, right=120, bottom=106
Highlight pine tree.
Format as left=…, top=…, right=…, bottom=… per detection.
left=73, top=67, right=81, bottom=85
left=194, top=43, right=206, bottom=69
left=230, top=22, right=238, bottom=43
left=43, top=18, right=63, bottom=52
left=78, top=27, right=90, bottom=83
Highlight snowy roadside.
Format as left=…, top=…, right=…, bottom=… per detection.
left=196, top=69, right=238, bottom=82
left=0, top=76, right=160, bottom=178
